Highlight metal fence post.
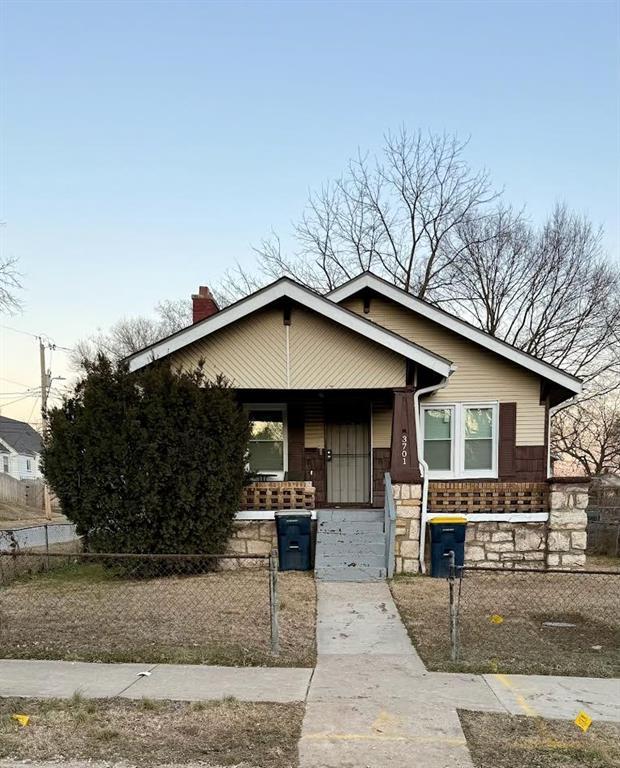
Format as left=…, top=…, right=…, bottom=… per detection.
left=44, top=525, right=50, bottom=570
left=269, top=549, right=279, bottom=655
left=447, top=550, right=460, bottom=662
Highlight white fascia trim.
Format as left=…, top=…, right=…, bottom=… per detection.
left=427, top=512, right=548, bottom=523
left=127, top=279, right=453, bottom=377
left=0, top=436, right=17, bottom=454
left=328, top=274, right=582, bottom=395
left=235, top=510, right=317, bottom=521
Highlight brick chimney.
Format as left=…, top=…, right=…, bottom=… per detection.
left=192, top=286, right=219, bottom=323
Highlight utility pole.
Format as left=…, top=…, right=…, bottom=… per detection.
left=39, top=337, right=53, bottom=521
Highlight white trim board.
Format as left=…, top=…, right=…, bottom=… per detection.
left=426, top=512, right=548, bottom=523
left=328, top=273, right=582, bottom=395
left=235, top=510, right=318, bottom=521
left=126, top=278, right=453, bottom=378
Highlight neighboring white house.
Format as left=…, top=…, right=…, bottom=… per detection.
left=0, top=416, right=43, bottom=481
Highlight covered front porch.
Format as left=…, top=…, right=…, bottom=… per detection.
left=237, top=387, right=422, bottom=512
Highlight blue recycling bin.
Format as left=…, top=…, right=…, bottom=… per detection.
left=275, top=511, right=312, bottom=571
left=430, top=516, right=467, bottom=578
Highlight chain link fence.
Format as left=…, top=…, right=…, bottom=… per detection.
left=448, top=565, right=620, bottom=676
left=0, top=552, right=285, bottom=666
left=0, top=523, right=80, bottom=555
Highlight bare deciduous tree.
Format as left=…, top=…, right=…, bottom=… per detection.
left=218, top=132, right=619, bottom=397
left=71, top=298, right=192, bottom=369
left=219, top=128, right=499, bottom=299
left=0, top=256, right=22, bottom=314
left=439, top=204, right=620, bottom=386
left=553, top=394, right=620, bottom=476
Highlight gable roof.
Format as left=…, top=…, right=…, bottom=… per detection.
left=126, top=277, right=454, bottom=378
left=0, top=416, right=42, bottom=456
left=328, top=272, right=582, bottom=396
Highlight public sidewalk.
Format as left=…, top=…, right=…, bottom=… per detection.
left=297, top=581, right=620, bottom=768
left=0, top=658, right=312, bottom=703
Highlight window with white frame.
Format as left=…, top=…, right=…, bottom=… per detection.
left=26, top=459, right=32, bottom=472
left=422, top=403, right=498, bottom=478
left=1, top=455, right=8, bottom=474
left=246, top=404, right=287, bottom=479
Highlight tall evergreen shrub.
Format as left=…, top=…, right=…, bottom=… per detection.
left=42, top=356, right=250, bottom=554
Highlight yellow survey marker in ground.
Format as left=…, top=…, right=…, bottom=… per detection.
left=11, top=714, right=30, bottom=727
left=574, top=710, right=592, bottom=732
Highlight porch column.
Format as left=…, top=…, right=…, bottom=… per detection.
left=390, top=387, right=422, bottom=484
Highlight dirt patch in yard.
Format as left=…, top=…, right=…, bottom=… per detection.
left=391, top=571, right=620, bottom=676
left=0, top=563, right=316, bottom=667
left=460, top=711, right=620, bottom=768
left=0, top=695, right=303, bottom=767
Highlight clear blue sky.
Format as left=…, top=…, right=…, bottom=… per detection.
left=1, top=0, right=618, bottom=422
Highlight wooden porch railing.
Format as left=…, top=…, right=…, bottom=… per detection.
left=428, top=482, right=549, bottom=514
left=240, top=481, right=315, bottom=511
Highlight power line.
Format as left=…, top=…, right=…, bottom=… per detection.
left=0, top=324, right=72, bottom=352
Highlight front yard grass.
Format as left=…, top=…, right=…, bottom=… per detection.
left=0, top=563, right=316, bottom=667
left=459, top=711, right=620, bottom=768
left=0, top=695, right=304, bottom=767
left=391, top=571, right=620, bottom=677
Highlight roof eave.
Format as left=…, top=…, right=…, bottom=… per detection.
left=328, top=273, right=582, bottom=397
left=126, top=277, right=453, bottom=378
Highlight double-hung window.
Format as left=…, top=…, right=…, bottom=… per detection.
left=246, top=404, right=287, bottom=480
left=422, top=403, right=498, bottom=478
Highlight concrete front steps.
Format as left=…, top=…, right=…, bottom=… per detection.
left=314, top=509, right=387, bottom=582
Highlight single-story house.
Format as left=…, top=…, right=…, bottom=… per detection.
left=126, top=274, right=589, bottom=579
left=0, top=416, right=43, bottom=481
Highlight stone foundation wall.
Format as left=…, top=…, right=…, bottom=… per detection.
left=393, top=483, right=422, bottom=574
left=547, top=482, right=588, bottom=569
left=225, top=521, right=277, bottom=568
left=390, top=480, right=589, bottom=574
left=465, top=521, right=547, bottom=569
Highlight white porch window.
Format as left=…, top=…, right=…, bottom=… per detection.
left=421, top=402, right=498, bottom=479
left=423, top=408, right=453, bottom=472
left=246, top=404, right=288, bottom=480
left=1, top=455, right=8, bottom=474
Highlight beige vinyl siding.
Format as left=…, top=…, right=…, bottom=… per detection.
left=170, top=305, right=406, bottom=391
left=341, top=296, right=545, bottom=445
left=172, top=308, right=288, bottom=388
left=305, top=399, right=325, bottom=449
left=372, top=402, right=393, bottom=448
left=288, top=307, right=405, bottom=389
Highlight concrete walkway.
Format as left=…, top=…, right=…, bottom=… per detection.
left=299, top=581, right=475, bottom=768
left=0, top=658, right=312, bottom=703
left=1, top=657, right=617, bottom=722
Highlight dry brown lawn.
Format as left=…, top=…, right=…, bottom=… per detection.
left=0, top=695, right=304, bottom=767
left=391, top=571, right=620, bottom=676
left=0, top=564, right=316, bottom=667
left=460, top=711, right=620, bottom=768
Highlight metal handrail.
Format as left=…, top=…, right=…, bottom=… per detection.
left=384, top=471, right=396, bottom=578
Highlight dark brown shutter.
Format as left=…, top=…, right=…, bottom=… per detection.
left=287, top=402, right=305, bottom=480
left=498, top=402, right=517, bottom=480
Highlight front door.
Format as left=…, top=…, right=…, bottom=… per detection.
left=325, top=420, right=370, bottom=504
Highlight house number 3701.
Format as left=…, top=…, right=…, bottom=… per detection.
left=401, top=434, right=408, bottom=465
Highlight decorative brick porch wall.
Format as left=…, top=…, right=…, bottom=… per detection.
left=239, top=481, right=315, bottom=511
left=392, top=483, right=422, bottom=574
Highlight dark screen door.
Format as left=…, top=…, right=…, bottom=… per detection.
left=325, top=421, right=370, bottom=504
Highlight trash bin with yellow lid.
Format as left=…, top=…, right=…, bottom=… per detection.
left=429, top=515, right=467, bottom=578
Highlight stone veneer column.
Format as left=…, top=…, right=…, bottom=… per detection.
left=392, top=483, right=423, bottom=574
left=547, top=482, right=589, bottom=569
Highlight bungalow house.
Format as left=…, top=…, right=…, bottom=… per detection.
left=126, top=274, right=589, bottom=579
left=0, top=416, right=43, bottom=481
